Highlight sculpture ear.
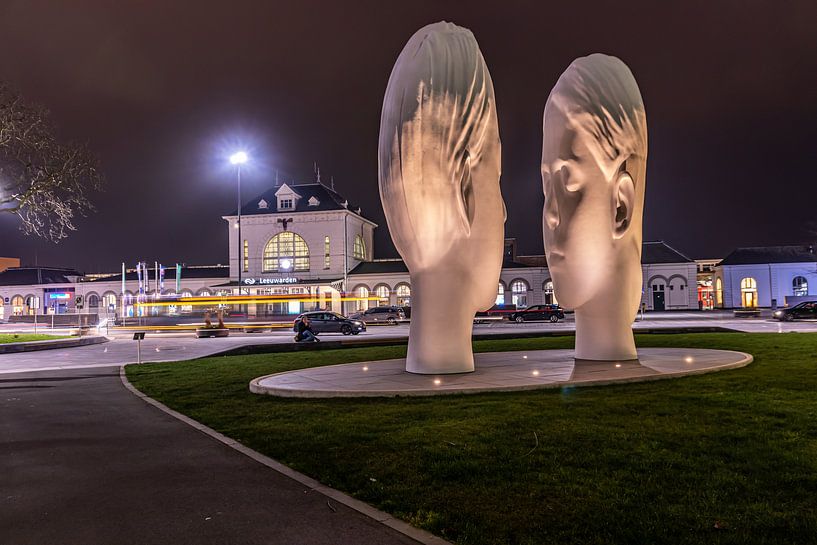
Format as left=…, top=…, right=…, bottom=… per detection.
left=613, top=170, right=635, bottom=239
left=456, top=150, right=475, bottom=236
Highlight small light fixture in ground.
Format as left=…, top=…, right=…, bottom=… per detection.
left=433, top=379, right=441, bottom=385
left=532, top=370, right=540, bottom=376
left=615, top=363, right=621, bottom=368
left=522, top=355, right=528, bottom=359
left=685, top=356, right=694, bottom=363
left=362, top=366, right=369, bottom=371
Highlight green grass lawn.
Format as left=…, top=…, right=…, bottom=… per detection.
left=0, top=333, right=70, bottom=344
left=126, top=333, right=817, bottom=545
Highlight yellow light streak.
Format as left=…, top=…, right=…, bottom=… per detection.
left=134, top=296, right=380, bottom=308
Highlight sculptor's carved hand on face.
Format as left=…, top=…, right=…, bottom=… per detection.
left=379, top=22, right=504, bottom=311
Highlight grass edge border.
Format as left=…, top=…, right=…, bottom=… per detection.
left=118, top=364, right=451, bottom=545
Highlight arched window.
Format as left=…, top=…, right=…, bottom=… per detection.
left=179, top=290, right=193, bottom=313
left=355, top=286, right=370, bottom=311
left=375, top=285, right=390, bottom=305
left=87, top=294, right=100, bottom=308
left=715, top=277, right=723, bottom=306
left=511, top=280, right=528, bottom=308
left=496, top=283, right=505, bottom=305
left=324, top=236, right=331, bottom=269
left=544, top=280, right=557, bottom=305
left=11, top=295, right=24, bottom=316
left=740, top=277, right=757, bottom=308
left=198, top=289, right=211, bottom=297
left=103, top=292, right=118, bottom=311
left=353, top=235, right=366, bottom=261
left=396, top=284, right=411, bottom=306
left=264, top=232, right=310, bottom=272
left=793, top=276, right=808, bottom=296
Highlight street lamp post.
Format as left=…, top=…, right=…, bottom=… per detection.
left=230, top=151, right=248, bottom=296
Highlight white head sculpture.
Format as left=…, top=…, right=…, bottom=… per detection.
left=541, top=54, right=648, bottom=361
left=379, top=22, right=504, bottom=374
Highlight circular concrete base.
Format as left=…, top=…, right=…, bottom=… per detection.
left=249, top=348, right=753, bottom=398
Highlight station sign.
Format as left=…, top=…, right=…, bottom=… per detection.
left=243, top=277, right=299, bottom=285
left=48, top=292, right=72, bottom=300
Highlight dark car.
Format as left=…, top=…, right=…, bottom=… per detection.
left=292, top=311, right=366, bottom=335
left=348, top=306, right=405, bottom=325
left=509, top=304, right=565, bottom=323
left=774, top=301, right=817, bottom=321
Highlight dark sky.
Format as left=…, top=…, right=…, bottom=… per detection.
left=1, top=0, right=816, bottom=272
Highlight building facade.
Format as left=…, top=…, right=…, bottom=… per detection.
left=0, top=180, right=702, bottom=321
left=713, top=245, right=817, bottom=309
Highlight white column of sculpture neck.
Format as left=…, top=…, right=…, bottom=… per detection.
left=541, top=54, right=648, bottom=362
left=378, top=22, right=505, bottom=374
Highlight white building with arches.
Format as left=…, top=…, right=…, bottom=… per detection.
left=712, top=245, right=817, bottom=309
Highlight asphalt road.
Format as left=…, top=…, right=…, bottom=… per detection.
left=0, top=366, right=419, bottom=545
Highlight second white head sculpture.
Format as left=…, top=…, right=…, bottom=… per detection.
left=542, top=54, right=648, bottom=361
left=378, top=22, right=505, bottom=374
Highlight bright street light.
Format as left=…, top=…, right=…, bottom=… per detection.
left=230, top=151, right=248, bottom=165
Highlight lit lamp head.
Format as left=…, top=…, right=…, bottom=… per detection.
left=229, top=151, right=248, bottom=165
left=379, top=21, right=505, bottom=374
left=279, top=258, right=293, bottom=271
left=541, top=54, right=647, bottom=361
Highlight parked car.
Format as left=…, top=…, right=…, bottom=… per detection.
left=292, top=311, right=366, bottom=335
left=348, top=306, right=405, bottom=325
left=509, top=304, right=565, bottom=323
left=774, top=301, right=817, bottom=321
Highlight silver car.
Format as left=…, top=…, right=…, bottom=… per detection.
left=349, top=306, right=405, bottom=325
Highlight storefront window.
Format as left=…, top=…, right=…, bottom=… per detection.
left=375, top=285, right=390, bottom=305
left=324, top=236, right=331, bottom=269
left=793, top=276, right=808, bottom=296
left=354, top=286, right=369, bottom=311
left=11, top=295, right=24, bottom=316
left=544, top=280, right=557, bottom=305
left=496, top=283, right=505, bottom=305
left=511, top=281, right=528, bottom=308
left=243, top=240, right=249, bottom=272
left=396, top=284, right=411, bottom=306
left=180, top=291, right=193, bottom=313
left=263, top=232, right=310, bottom=272
left=740, top=277, right=757, bottom=308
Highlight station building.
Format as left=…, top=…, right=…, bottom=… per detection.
left=712, top=245, right=817, bottom=309
left=0, top=179, right=702, bottom=321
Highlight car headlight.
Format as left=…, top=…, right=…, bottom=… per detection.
left=774, top=311, right=782, bottom=316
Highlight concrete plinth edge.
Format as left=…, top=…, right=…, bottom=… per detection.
left=0, top=334, right=108, bottom=354
left=119, top=366, right=450, bottom=545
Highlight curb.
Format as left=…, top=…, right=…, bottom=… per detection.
left=0, top=335, right=108, bottom=354
left=119, top=366, right=451, bottom=545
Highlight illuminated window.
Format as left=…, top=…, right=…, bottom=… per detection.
left=544, top=280, right=557, bottom=305
left=324, top=236, right=331, bottom=269
left=198, top=289, right=211, bottom=297
left=496, top=283, right=505, bottom=305
left=375, top=285, right=390, bottom=305
left=103, top=293, right=117, bottom=311
left=740, top=277, right=757, bottom=308
left=11, top=295, right=24, bottom=316
left=511, top=280, right=528, bottom=308
left=793, top=276, right=808, bottom=296
left=243, top=240, right=249, bottom=272
left=87, top=294, right=100, bottom=308
left=180, top=290, right=193, bottom=313
left=263, top=232, right=310, bottom=272
left=396, top=284, right=411, bottom=306
left=353, top=235, right=366, bottom=261
left=715, top=277, right=723, bottom=306
left=355, top=286, right=370, bottom=311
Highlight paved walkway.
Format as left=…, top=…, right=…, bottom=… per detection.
left=250, top=348, right=753, bottom=398
left=0, top=366, right=422, bottom=545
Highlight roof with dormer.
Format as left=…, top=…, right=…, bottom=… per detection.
left=718, top=244, right=817, bottom=266
left=227, top=181, right=370, bottom=220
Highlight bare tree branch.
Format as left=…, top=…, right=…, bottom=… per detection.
left=0, top=82, right=104, bottom=242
